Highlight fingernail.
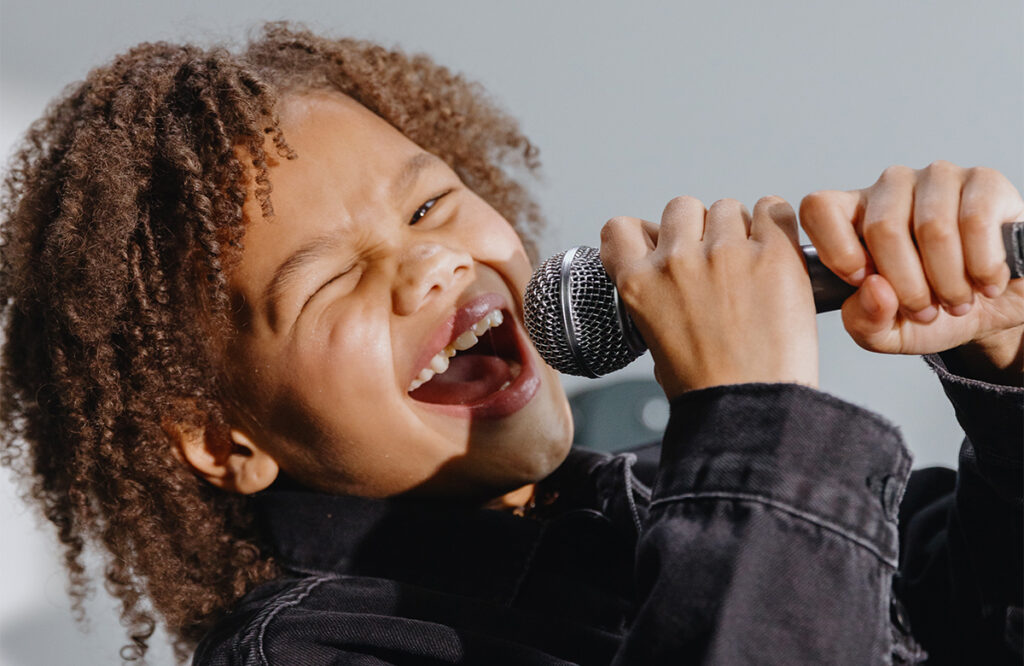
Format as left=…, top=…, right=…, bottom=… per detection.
left=849, top=268, right=867, bottom=284
left=982, top=284, right=1002, bottom=298
left=910, top=305, right=938, bottom=323
left=946, top=302, right=972, bottom=317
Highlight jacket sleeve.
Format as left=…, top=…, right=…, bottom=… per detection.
left=895, top=355, right=1023, bottom=664
left=613, top=383, right=915, bottom=665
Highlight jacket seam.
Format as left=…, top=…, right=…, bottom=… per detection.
left=669, top=382, right=906, bottom=436
left=236, top=575, right=332, bottom=666
left=650, top=491, right=898, bottom=567
left=923, top=353, right=1024, bottom=395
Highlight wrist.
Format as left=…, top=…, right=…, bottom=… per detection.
left=661, top=366, right=820, bottom=398
left=940, top=325, right=1023, bottom=386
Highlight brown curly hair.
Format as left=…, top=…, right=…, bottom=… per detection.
left=0, top=22, right=543, bottom=663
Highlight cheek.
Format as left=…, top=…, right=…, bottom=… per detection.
left=465, top=219, right=534, bottom=288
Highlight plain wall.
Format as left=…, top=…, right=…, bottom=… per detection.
left=2, top=1, right=1022, bottom=663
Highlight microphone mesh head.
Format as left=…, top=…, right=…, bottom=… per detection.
left=524, top=246, right=645, bottom=377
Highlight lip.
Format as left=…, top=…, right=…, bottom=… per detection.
left=407, top=292, right=540, bottom=419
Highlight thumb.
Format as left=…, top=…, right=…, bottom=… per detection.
left=841, top=274, right=900, bottom=350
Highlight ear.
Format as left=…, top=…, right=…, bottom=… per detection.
left=174, top=424, right=279, bottom=494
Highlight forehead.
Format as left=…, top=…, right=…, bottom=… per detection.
left=274, top=91, right=424, bottom=187
left=238, top=92, right=426, bottom=251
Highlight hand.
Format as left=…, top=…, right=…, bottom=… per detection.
left=600, top=196, right=818, bottom=399
left=799, top=161, right=1024, bottom=383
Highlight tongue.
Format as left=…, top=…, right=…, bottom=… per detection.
left=410, top=354, right=513, bottom=405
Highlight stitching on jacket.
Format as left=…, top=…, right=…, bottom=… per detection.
left=923, top=353, right=1024, bottom=397
left=669, top=382, right=912, bottom=443
left=235, top=575, right=332, bottom=666
left=650, top=491, right=898, bottom=567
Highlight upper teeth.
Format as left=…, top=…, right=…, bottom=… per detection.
left=408, top=310, right=504, bottom=392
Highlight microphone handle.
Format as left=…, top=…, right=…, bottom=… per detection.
left=803, top=220, right=1024, bottom=313
left=802, top=245, right=855, bottom=313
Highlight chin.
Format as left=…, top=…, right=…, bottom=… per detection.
left=519, top=438, right=573, bottom=482
left=501, top=390, right=575, bottom=484
left=448, top=418, right=574, bottom=499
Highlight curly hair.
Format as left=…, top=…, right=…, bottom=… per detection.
left=0, top=22, right=543, bottom=663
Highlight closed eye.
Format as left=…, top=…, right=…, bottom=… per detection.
left=409, top=190, right=451, bottom=225
left=302, top=266, right=354, bottom=312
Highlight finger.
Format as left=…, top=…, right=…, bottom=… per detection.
left=751, top=195, right=799, bottom=247
left=799, top=189, right=870, bottom=285
left=959, top=166, right=1020, bottom=296
left=599, top=215, right=656, bottom=280
left=642, top=220, right=661, bottom=247
left=841, top=273, right=900, bottom=350
left=862, top=166, right=937, bottom=322
left=912, top=161, right=973, bottom=315
left=657, top=195, right=706, bottom=253
left=703, top=198, right=752, bottom=249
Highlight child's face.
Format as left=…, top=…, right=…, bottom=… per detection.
left=224, top=91, right=573, bottom=498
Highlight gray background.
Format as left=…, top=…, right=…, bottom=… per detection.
left=1, top=1, right=1021, bottom=663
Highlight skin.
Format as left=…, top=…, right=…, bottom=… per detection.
left=800, top=162, right=1024, bottom=385
left=600, top=162, right=1024, bottom=397
left=180, top=93, right=1021, bottom=503
left=184, top=91, right=573, bottom=501
left=600, top=196, right=819, bottom=399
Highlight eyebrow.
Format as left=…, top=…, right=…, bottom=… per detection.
left=260, top=153, right=446, bottom=327
left=390, top=152, right=446, bottom=202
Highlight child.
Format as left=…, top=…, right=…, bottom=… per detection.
left=2, top=22, right=1020, bottom=665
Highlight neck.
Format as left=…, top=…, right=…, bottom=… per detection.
left=484, top=483, right=536, bottom=513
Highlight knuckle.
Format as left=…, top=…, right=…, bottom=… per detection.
left=600, top=216, right=633, bottom=241
left=616, top=268, right=645, bottom=302
left=798, top=190, right=835, bottom=223
left=664, top=194, right=702, bottom=210
left=706, top=199, right=744, bottom=217
left=863, top=217, right=904, bottom=246
left=957, top=211, right=989, bottom=239
left=914, top=218, right=956, bottom=246
left=661, top=195, right=703, bottom=220
left=925, top=159, right=959, bottom=176
left=969, top=260, right=1005, bottom=285
left=660, top=251, right=690, bottom=277
left=755, top=195, right=794, bottom=219
left=966, top=165, right=1000, bottom=183
left=755, top=194, right=785, bottom=211
left=878, top=164, right=913, bottom=184
left=610, top=266, right=643, bottom=295
left=899, top=286, right=933, bottom=310
left=643, top=253, right=692, bottom=294
left=829, top=246, right=866, bottom=273
left=703, top=239, right=742, bottom=267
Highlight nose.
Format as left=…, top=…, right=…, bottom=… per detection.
left=392, top=242, right=473, bottom=316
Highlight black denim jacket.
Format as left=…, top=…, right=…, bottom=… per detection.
left=193, top=358, right=1022, bottom=665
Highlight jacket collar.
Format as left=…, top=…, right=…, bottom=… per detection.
left=251, top=448, right=618, bottom=582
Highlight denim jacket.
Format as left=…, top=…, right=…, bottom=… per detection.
left=193, top=359, right=1022, bottom=665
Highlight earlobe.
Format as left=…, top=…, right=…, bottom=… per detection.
left=174, top=423, right=279, bottom=494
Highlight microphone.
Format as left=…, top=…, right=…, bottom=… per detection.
left=523, top=221, right=1024, bottom=378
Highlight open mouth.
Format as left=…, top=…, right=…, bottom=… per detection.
left=408, top=308, right=524, bottom=405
